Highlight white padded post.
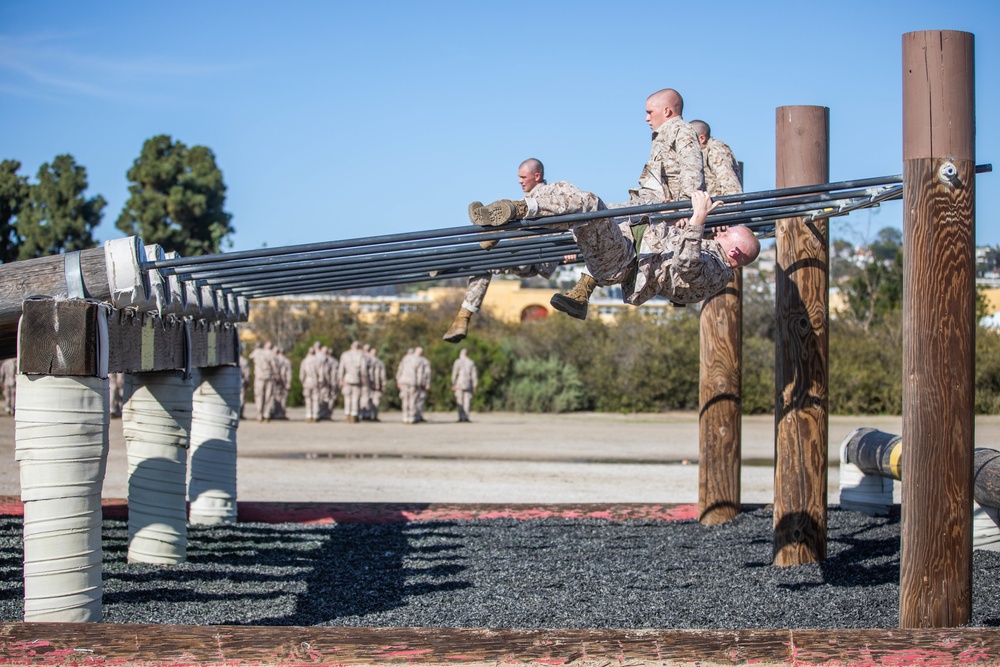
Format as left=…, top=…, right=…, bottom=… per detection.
left=188, top=365, right=241, bottom=525
left=15, top=374, right=109, bottom=622
left=122, top=370, right=193, bottom=564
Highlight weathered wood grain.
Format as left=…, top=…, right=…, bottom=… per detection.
left=773, top=106, right=830, bottom=566
left=699, top=272, right=743, bottom=525
left=899, top=29, right=976, bottom=629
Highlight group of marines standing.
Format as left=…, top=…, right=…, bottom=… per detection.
left=294, top=341, right=386, bottom=423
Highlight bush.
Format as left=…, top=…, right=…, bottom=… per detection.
left=829, top=314, right=903, bottom=414
left=505, top=355, right=585, bottom=413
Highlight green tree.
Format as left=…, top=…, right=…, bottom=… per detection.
left=17, top=155, right=105, bottom=259
left=0, top=160, right=29, bottom=263
left=841, top=227, right=903, bottom=330
left=117, top=135, right=234, bottom=256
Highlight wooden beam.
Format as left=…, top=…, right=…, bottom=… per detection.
left=18, top=297, right=238, bottom=376
left=0, top=248, right=109, bottom=359
left=18, top=298, right=105, bottom=376
left=900, top=29, right=976, bottom=629
left=1, top=623, right=999, bottom=666
left=773, top=105, right=830, bottom=566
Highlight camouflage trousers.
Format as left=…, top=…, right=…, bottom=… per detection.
left=342, top=383, right=362, bottom=417
left=455, top=389, right=473, bottom=422
left=462, top=274, right=492, bottom=313
left=399, top=384, right=416, bottom=423
left=527, top=181, right=636, bottom=286
left=303, top=386, right=320, bottom=420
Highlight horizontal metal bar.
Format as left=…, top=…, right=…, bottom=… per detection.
left=191, top=233, right=576, bottom=284
left=150, top=166, right=994, bottom=273
left=241, top=249, right=579, bottom=298
left=222, top=237, right=580, bottom=290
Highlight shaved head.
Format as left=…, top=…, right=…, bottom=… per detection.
left=647, top=88, right=684, bottom=116
left=689, top=119, right=710, bottom=138
left=519, top=158, right=544, bottom=176
left=518, top=158, right=545, bottom=193
left=715, top=226, right=760, bottom=268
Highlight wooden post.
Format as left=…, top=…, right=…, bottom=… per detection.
left=699, top=270, right=743, bottom=524
left=773, top=106, right=829, bottom=566
left=900, top=29, right=976, bottom=628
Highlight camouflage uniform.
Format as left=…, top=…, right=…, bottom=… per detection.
left=0, top=358, right=15, bottom=415
left=395, top=351, right=418, bottom=423
left=451, top=353, right=478, bottom=422
left=702, top=137, right=743, bottom=197
left=367, top=352, right=386, bottom=421
left=299, top=350, right=322, bottom=421
left=462, top=262, right=560, bottom=313
left=239, top=356, right=250, bottom=419
left=414, top=353, right=431, bottom=422
left=272, top=351, right=291, bottom=419
left=108, top=372, right=124, bottom=418
left=629, top=116, right=705, bottom=204
left=527, top=182, right=734, bottom=305
left=318, top=348, right=338, bottom=420
left=338, top=344, right=369, bottom=421
left=249, top=344, right=278, bottom=421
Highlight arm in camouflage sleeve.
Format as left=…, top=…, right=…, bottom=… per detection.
left=674, top=123, right=706, bottom=202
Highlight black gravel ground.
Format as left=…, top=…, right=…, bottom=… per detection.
left=2, top=507, right=1000, bottom=629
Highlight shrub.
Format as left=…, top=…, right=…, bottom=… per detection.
left=505, top=355, right=585, bottom=413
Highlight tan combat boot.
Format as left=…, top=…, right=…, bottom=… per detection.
left=468, top=199, right=528, bottom=226
left=443, top=307, right=474, bottom=343
left=550, top=274, right=598, bottom=320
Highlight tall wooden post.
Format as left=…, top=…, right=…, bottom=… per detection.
left=773, top=106, right=829, bottom=566
left=900, top=29, right=975, bottom=628
left=699, top=270, right=743, bottom=524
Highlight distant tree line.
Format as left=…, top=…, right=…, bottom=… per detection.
left=248, top=227, right=1000, bottom=415
left=1, top=135, right=234, bottom=263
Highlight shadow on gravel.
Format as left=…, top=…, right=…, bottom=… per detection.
left=97, top=516, right=473, bottom=626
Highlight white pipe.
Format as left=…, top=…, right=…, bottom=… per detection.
left=15, top=374, right=109, bottom=622
left=121, top=370, right=192, bottom=564
left=188, top=365, right=241, bottom=525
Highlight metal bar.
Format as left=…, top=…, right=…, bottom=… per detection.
left=241, top=249, right=578, bottom=298
left=221, top=238, right=580, bottom=290
left=189, top=233, right=576, bottom=284
left=170, top=188, right=884, bottom=283
left=150, top=164, right=992, bottom=273
left=236, top=246, right=579, bottom=296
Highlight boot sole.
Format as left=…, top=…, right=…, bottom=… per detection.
left=467, top=201, right=485, bottom=225
left=442, top=331, right=467, bottom=343
left=485, top=201, right=514, bottom=226
left=550, top=294, right=588, bottom=320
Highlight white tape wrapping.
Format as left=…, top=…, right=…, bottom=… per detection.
left=122, top=370, right=192, bottom=565
left=143, top=244, right=170, bottom=315
left=188, top=366, right=241, bottom=525
left=15, top=374, right=109, bottom=622
left=104, top=237, right=150, bottom=310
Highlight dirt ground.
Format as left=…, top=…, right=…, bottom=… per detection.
left=2, top=408, right=999, bottom=505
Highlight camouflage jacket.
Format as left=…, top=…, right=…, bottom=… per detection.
left=629, top=117, right=705, bottom=204
left=703, top=137, right=743, bottom=197
left=627, top=222, right=734, bottom=306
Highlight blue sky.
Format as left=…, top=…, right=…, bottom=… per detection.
left=1, top=1, right=998, bottom=254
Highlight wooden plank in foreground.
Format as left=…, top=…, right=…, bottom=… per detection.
left=2, top=624, right=1000, bottom=666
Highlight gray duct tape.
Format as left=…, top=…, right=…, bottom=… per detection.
left=63, top=252, right=87, bottom=299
